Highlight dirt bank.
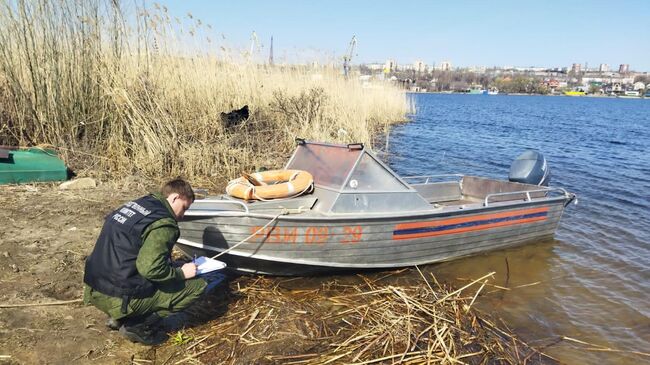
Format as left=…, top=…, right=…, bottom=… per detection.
left=0, top=183, right=554, bottom=364
left=0, top=183, right=153, bottom=364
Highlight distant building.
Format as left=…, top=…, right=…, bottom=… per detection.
left=619, top=64, right=629, bottom=73
left=413, top=60, right=427, bottom=73
left=610, top=76, right=635, bottom=84
left=633, top=81, right=645, bottom=90
left=358, top=74, right=372, bottom=88
left=583, top=77, right=604, bottom=86
left=599, top=64, right=609, bottom=72
left=384, top=59, right=397, bottom=73
left=543, top=79, right=561, bottom=93
left=548, top=79, right=560, bottom=88
left=514, top=66, right=546, bottom=73
left=437, top=61, right=452, bottom=71
left=571, top=63, right=582, bottom=74
left=467, top=65, right=487, bottom=73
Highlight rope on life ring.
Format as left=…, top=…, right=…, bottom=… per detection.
left=226, top=169, right=314, bottom=201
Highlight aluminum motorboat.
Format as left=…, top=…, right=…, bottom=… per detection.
left=176, top=140, right=576, bottom=275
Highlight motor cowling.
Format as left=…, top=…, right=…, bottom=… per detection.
left=508, top=150, right=550, bottom=186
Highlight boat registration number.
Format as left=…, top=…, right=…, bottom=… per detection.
left=249, top=225, right=363, bottom=244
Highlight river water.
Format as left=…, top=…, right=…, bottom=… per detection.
left=382, top=93, right=649, bottom=364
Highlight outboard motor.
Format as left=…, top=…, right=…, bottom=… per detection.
left=508, top=150, right=550, bottom=186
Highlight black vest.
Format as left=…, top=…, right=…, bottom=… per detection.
left=83, top=195, right=175, bottom=299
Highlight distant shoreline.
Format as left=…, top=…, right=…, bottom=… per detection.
left=409, top=91, right=648, bottom=99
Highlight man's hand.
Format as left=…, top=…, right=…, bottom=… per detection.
left=181, top=262, right=197, bottom=279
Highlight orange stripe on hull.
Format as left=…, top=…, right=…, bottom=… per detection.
left=393, top=216, right=547, bottom=240
left=395, top=206, right=549, bottom=231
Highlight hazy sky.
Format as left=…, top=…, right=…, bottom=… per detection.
left=160, top=0, right=650, bottom=71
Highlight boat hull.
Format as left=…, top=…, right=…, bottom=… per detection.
left=564, top=91, right=585, bottom=96
left=177, top=200, right=566, bottom=275
left=0, top=147, right=67, bottom=184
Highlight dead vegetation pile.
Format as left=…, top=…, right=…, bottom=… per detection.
left=147, top=271, right=556, bottom=365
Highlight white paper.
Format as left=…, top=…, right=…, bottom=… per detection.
left=193, top=256, right=227, bottom=275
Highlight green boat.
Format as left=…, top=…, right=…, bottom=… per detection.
left=0, top=147, right=68, bottom=184
left=465, top=85, right=486, bottom=94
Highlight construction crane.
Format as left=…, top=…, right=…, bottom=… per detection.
left=343, top=35, right=356, bottom=79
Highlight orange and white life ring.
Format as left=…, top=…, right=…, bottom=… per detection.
left=226, top=169, right=314, bottom=201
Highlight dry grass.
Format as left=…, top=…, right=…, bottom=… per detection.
left=0, top=0, right=409, bottom=184
left=153, top=271, right=558, bottom=365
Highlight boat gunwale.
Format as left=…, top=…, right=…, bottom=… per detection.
left=183, top=195, right=568, bottom=222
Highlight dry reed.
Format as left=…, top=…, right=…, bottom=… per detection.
left=0, top=0, right=409, bottom=184
left=158, top=271, right=558, bottom=365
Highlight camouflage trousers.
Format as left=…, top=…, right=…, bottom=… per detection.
left=83, top=278, right=207, bottom=320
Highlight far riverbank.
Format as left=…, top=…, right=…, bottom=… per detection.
left=412, top=91, right=649, bottom=99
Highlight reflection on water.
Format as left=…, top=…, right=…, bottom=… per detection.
left=418, top=238, right=649, bottom=365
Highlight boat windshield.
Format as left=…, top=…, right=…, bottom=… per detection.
left=343, top=153, right=409, bottom=191
left=286, top=143, right=361, bottom=189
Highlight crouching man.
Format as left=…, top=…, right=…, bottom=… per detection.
left=83, top=178, right=206, bottom=345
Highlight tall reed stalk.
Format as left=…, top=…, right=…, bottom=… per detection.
left=0, top=0, right=409, bottom=183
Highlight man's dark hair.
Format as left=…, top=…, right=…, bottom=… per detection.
left=161, top=178, right=195, bottom=202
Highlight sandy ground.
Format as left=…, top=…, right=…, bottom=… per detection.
left=0, top=183, right=158, bottom=364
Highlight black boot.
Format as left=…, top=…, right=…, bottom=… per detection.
left=105, top=317, right=122, bottom=331
left=118, top=313, right=168, bottom=346
left=159, top=311, right=193, bottom=333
